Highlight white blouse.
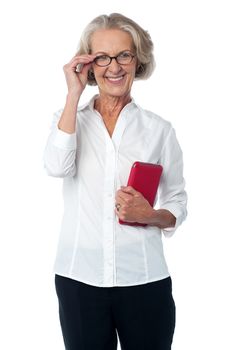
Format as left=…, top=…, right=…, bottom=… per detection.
left=44, top=96, right=187, bottom=287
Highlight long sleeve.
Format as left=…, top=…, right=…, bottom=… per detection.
left=43, top=110, right=77, bottom=178
left=47, top=97, right=187, bottom=286
left=158, top=126, right=187, bottom=237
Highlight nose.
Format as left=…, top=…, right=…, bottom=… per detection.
left=108, top=58, right=122, bottom=73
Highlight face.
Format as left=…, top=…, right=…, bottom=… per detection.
left=90, top=29, right=137, bottom=99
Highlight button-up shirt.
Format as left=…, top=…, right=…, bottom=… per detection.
left=44, top=96, right=187, bottom=287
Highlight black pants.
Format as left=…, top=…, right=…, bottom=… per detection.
left=55, top=275, right=176, bottom=350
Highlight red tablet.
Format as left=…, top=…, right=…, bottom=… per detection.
left=119, top=161, right=163, bottom=226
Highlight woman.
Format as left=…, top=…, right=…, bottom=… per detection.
left=44, top=13, right=187, bottom=350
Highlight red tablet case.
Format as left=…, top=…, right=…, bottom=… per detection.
left=119, top=161, right=163, bottom=226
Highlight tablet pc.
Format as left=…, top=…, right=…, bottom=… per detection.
left=119, top=161, right=163, bottom=226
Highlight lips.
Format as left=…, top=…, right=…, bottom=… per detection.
left=105, top=75, right=125, bottom=82
left=107, top=76, right=124, bottom=81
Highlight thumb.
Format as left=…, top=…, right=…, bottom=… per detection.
left=82, top=62, right=93, bottom=76
left=79, top=63, right=92, bottom=86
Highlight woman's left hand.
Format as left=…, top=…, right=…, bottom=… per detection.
left=115, top=186, right=153, bottom=223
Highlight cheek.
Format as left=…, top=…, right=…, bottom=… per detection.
left=129, top=63, right=137, bottom=77
left=128, top=68, right=137, bottom=82
left=93, top=67, right=105, bottom=80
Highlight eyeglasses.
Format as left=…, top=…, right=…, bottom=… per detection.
left=93, top=51, right=135, bottom=67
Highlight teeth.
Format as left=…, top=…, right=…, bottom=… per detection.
left=107, top=76, right=124, bottom=81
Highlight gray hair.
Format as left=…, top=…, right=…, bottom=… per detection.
left=77, top=13, right=155, bottom=85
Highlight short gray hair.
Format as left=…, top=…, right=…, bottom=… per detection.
left=77, top=13, right=155, bottom=86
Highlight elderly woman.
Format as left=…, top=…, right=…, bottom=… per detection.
left=44, top=13, right=187, bottom=350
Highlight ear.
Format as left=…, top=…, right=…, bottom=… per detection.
left=89, top=66, right=94, bottom=73
left=87, top=69, right=95, bottom=81
left=136, top=63, right=144, bottom=75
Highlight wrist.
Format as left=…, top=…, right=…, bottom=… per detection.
left=66, top=92, right=80, bottom=105
left=146, top=208, right=176, bottom=229
left=144, top=208, right=160, bottom=226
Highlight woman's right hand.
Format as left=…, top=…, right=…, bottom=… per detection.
left=63, top=54, right=96, bottom=99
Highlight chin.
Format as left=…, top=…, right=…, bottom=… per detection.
left=97, top=75, right=134, bottom=98
left=101, top=85, right=132, bottom=98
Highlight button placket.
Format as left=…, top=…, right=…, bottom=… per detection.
left=102, top=140, right=116, bottom=285
left=101, top=105, right=134, bottom=285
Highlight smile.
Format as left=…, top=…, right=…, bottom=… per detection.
left=105, top=75, right=125, bottom=82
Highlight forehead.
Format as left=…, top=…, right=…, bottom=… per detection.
left=90, top=29, right=133, bottom=53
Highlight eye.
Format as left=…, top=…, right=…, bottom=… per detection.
left=118, top=51, right=132, bottom=59
left=95, top=55, right=109, bottom=62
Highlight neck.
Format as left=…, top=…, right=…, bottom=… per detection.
left=94, top=93, right=131, bottom=118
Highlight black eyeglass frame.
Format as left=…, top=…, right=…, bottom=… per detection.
left=93, top=51, right=135, bottom=67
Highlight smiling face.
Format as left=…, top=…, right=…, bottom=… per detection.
left=90, top=29, right=137, bottom=99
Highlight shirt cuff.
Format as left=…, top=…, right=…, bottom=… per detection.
left=52, top=127, right=77, bottom=150
left=160, top=204, right=183, bottom=238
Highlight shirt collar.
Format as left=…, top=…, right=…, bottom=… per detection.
left=78, top=94, right=138, bottom=115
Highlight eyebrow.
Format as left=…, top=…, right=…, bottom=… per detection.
left=93, top=49, right=133, bottom=56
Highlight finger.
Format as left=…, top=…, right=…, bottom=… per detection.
left=74, top=53, right=96, bottom=58
left=75, top=57, right=94, bottom=69
left=115, top=204, right=127, bottom=216
left=116, top=209, right=134, bottom=223
left=76, top=61, right=92, bottom=73
left=115, top=196, right=126, bottom=208
left=116, top=190, right=134, bottom=204
left=80, top=61, right=92, bottom=73
left=115, top=207, right=121, bottom=218
left=114, top=203, right=123, bottom=215
left=72, top=54, right=96, bottom=63
left=64, top=59, right=93, bottom=76
left=120, top=186, right=141, bottom=196
left=66, top=55, right=96, bottom=69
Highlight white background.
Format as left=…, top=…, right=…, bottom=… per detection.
left=0, top=0, right=232, bottom=349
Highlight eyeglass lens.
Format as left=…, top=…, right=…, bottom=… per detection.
left=94, top=52, right=134, bottom=67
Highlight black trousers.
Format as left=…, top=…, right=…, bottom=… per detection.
left=55, top=275, right=176, bottom=350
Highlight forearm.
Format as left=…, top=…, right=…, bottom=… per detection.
left=44, top=98, right=78, bottom=177
left=58, top=94, right=80, bottom=134
left=145, top=208, right=176, bottom=229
